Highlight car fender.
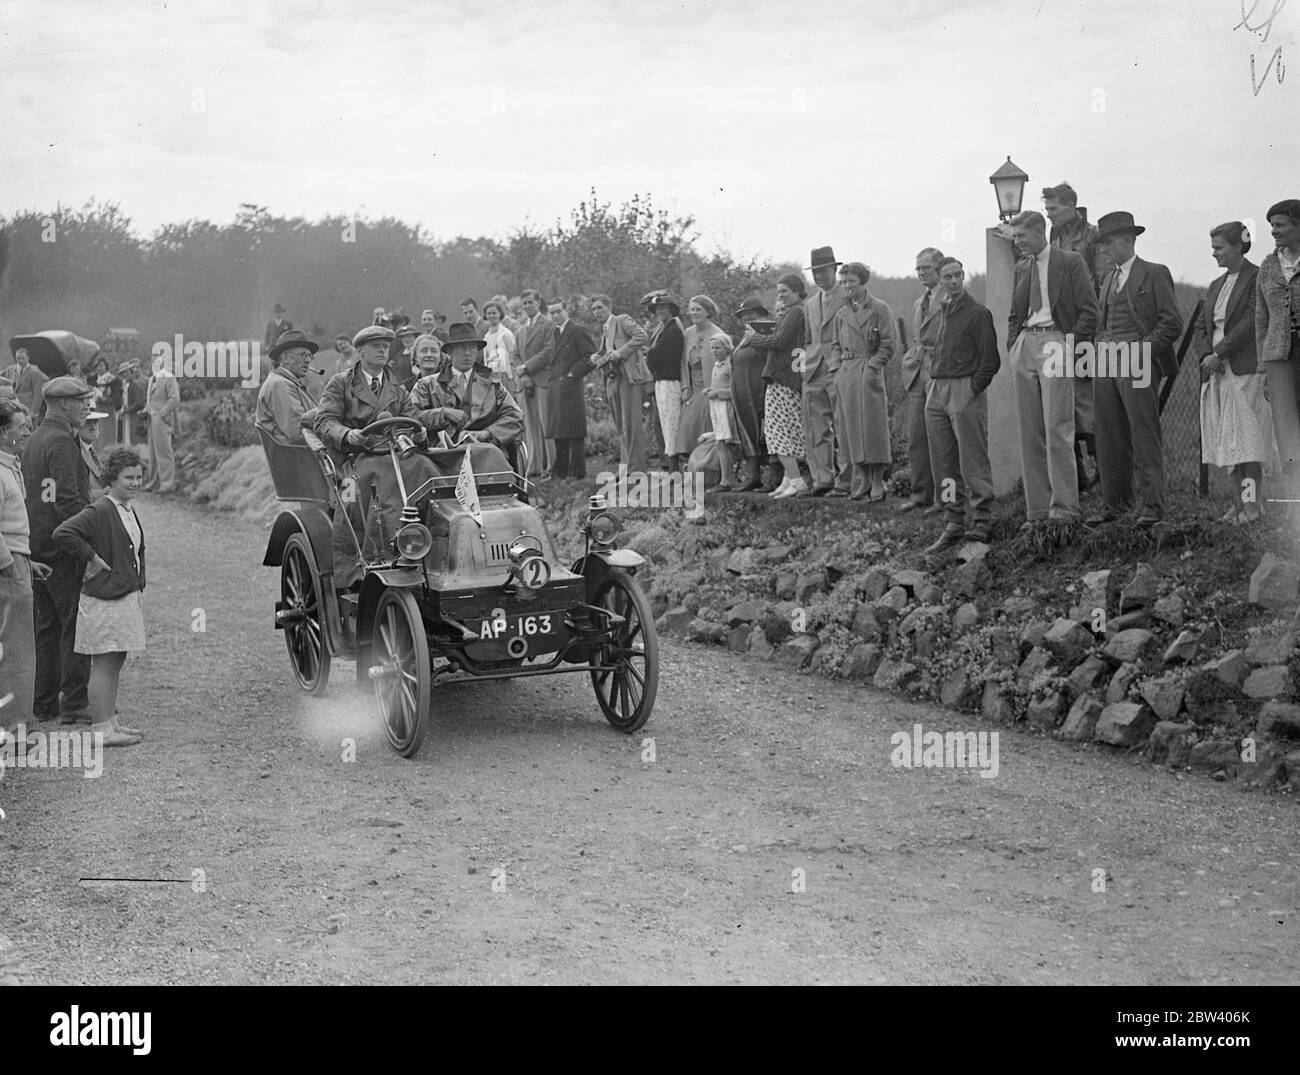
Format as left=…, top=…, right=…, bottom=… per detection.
left=572, top=549, right=645, bottom=589
left=355, top=567, right=427, bottom=669
left=263, top=507, right=333, bottom=575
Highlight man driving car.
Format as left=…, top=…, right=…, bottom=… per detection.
left=314, top=325, right=437, bottom=589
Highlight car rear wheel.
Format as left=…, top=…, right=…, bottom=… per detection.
left=589, top=568, right=658, bottom=733
left=371, top=588, right=431, bottom=757
left=280, top=534, right=331, bottom=695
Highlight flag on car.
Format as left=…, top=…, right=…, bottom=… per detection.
left=455, top=448, right=482, bottom=528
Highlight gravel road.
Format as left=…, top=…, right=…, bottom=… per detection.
left=1, top=494, right=1296, bottom=985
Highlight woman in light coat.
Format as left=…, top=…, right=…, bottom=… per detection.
left=675, top=295, right=729, bottom=457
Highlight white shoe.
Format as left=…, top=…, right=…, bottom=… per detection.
left=774, top=478, right=806, bottom=499
left=768, top=477, right=791, bottom=498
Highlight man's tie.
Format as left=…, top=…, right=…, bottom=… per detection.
left=371, top=375, right=381, bottom=395
left=920, top=290, right=931, bottom=320
left=1029, top=258, right=1043, bottom=314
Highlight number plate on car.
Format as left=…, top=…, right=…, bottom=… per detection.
left=474, top=612, right=555, bottom=640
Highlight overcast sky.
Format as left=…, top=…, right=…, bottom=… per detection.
left=1, top=0, right=1296, bottom=284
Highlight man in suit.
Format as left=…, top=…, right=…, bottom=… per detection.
left=144, top=353, right=181, bottom=492
left=23, top=376, right=94, bottom=724
left=516, top=289, right=558, bottom=478
left=547, top=298, right=596, bottom=479
left=1007, top=210, right=1099, bottom=528
left=796, top=246, right=851, bottom=496
left=264, top=303, right=292, bottom=352
left=2, top=348, right=48, bottom=416
left=589, top=294, right=650, bottom=471
left=1087, top=211, right=1183, bottom=527
left=899, top=248, right=946, bottom=514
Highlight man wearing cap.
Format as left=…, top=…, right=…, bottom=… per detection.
left=797, top=246, right=852, bottom=496
left=516, top=289, right=558, bottom=478
left=3, top=348, right=49, bottom=417
left=1087, top=211, right=1182, bottom=527
left=264, top=304, right=292, bottom=352
left=23, top=376, right=94, bottom=724
left=315, top=325, right=436, bottom=589
left=143, top=353, right=180, bottom=493
left=257, top=330, right=320, bottom=444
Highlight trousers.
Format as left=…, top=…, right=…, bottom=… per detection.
left=925, top=376, right=993, bottom=528
left=32, top=552, right=90, bottom=717
left=1011, top=331, right=1079, bottom=519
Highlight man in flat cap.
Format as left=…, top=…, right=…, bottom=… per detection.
left=22, top=376, right=94, bottom=724
left=314, top=325, right=436, bottom=589
left=257, top=330, right=320, bottom=444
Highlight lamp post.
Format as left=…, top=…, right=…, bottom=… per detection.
left=989, top=156, right=1029, bottom=223
left=983, top=156, right=1030, bottom=496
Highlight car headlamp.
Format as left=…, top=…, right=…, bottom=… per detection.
left=589, top=511, right=621, bottom=547
left=395, top=523, right=432, bottom=561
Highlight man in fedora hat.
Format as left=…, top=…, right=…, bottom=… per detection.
left=264, top=303, right=292, bottom=352
left=23, top=375, right=94, bottom=724
left=1086, top=211, right=1182, bottom=527
left=797, top=246, right=852, bottom=495
left=257, top=329, right=320, bottom=444
left=410, top=322, right=522, bottom=455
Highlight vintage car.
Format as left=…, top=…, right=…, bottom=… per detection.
left=259, top=418, right=658, bottom=757
left=8, top=330, right=103, bottom=377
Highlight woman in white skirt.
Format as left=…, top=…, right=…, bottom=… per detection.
left=52, top=447, right=147, bottom=746
left=1198, top=221, right=1267, bottom=524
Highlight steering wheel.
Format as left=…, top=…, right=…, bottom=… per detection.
left=355, top=415, right=426, bottom=455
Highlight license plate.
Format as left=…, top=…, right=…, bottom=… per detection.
left=474, top=612, right=555, bottom=640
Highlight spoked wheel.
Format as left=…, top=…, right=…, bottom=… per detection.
left=370, top=588, right=431, bottom=757
left=280, top=534, right=331, bottom=695
left=589, top=568, right=658, bottom=732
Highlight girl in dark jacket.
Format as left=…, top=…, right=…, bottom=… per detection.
left=52, top=447, right=147, bottom=746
